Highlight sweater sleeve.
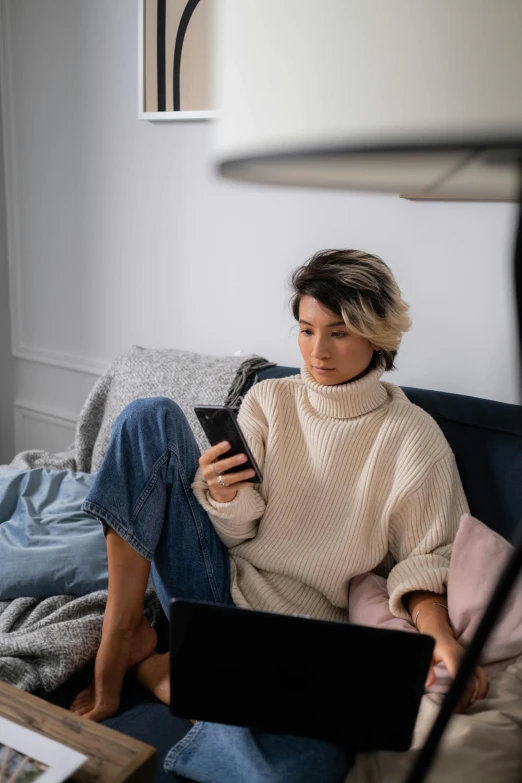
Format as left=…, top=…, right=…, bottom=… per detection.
left=386, top=452, right=469, bottom=620
left=191, top=387, right=268, bottom=548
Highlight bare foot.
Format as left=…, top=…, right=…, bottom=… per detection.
left=133, top=653, right=196, bottom=724
left=70, top=616, right=157, bottom=722
left=133, top=652, right=170, bottom=705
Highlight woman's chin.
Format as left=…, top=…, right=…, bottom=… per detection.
left=310, top=368, right=341, bottom=384
left=308, top=365, right=371, bottom=385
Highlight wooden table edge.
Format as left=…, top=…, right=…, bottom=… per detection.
left=0, top=681, right=157, bottom=783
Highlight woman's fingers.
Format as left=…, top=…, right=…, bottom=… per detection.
left=474, top=665, right=489, bottom=700
left=210, top=468, right=256, bottom=487
left=456, top=668, right=486, bottom=712
left=454, top=676, right=476, bottom=713
left=199, top=441, right=232, bottom=467
left=200, top=444, right=253, bottom=484
left=427, top=662, right=489, bottom=712
left=453, top=667, right=489, bottom=714
left=428, top=637, right=489, bottom=712
left=199, top=441, right=256, bottom=502
left=424, top=664, right=435, bottom=689
left=210, top=452, right=249, bottom=476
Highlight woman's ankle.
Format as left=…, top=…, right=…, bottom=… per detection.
left=102, top=608, right=146, bottom=637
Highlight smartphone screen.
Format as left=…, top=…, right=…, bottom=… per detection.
left=194, top=406, right=263, bottom=483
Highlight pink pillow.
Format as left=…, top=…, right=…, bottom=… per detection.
left=448, top=513, right=522, bottom=666
left=348, top=513, right=522, bottom=690
left=349, top=572, right=416, bottom=635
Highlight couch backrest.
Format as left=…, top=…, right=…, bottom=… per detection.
left=251, top=366, right=522, bottom=543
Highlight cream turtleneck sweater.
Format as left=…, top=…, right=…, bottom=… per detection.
left=192, top=365, right=468, bottom=622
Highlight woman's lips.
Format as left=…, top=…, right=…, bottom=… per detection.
left=313, top=367, right=335, bottom=374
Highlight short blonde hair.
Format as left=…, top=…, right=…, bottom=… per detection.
left=290, top=249, right=411, bottom=371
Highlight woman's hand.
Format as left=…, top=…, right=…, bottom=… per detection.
left=426, top=633, right=489, bottom=713
left=406, top=592, right=489, bottom=713
left=199, top=441, right=257, bottom=503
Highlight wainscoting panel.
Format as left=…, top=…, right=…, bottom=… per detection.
left=13, top=401, right=77, bottom=455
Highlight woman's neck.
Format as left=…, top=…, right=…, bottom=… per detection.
left=333, top=362, right=374, bottom=386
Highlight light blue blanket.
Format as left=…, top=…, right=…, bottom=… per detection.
left=0, top=468, right=108, bottom=600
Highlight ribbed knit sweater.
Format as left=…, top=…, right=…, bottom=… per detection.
left=192, top=365, right=469, bottom=622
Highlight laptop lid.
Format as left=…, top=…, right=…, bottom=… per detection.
left=169, top=599, right=434, bottom=752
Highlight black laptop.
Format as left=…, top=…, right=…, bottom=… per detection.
left=169, top=598, right=433, bottom=752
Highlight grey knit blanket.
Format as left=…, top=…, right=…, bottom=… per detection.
left=0, top=587, right=160, bottom=695
left=2, top=346, right=274, bottom=693
left=9, top=346, right=274, bottom=473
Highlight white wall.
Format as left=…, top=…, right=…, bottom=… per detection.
left=1, top=0, right=519, bottom=457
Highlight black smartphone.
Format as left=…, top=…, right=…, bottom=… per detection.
left=194, top=405, right=263, bottom=483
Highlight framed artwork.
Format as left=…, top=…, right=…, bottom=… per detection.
left=138, top=0, right=216, bottom=121
left=0, top=717, right=87, bottom=783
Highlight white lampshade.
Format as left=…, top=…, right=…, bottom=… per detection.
left=212, top=0, right=522, bottom=198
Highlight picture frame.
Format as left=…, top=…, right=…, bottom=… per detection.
left=138, top=0, right=217, bottom=121
left=0, top=717, right=87, bottom=783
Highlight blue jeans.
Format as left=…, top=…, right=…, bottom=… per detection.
left=83, top=397, right=353, bottom=783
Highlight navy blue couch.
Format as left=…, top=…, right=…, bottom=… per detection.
left=50, top=366, right=522, bottom=783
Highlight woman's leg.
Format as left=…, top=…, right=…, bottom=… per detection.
left=70, top=528, right=157, bottom=720
left=165, top=723, right=354, bottom=783
left=71, top=396, right=352, bottom=781
left=71, top=397, right=232, bottom=721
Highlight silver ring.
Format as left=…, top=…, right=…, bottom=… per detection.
left=218, top=475, right=228, bottom=488
left=211, top=462, right=220, bottom=475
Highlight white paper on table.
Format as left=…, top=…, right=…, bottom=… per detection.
left=0, top=715, right=88, bottom=783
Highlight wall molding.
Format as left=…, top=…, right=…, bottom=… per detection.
left=14, top=400, right=78, bottom=427
left=0, top=0, right=108, bottom=379
left=13, top=400, right=78, bottom=453
left=13, top=343, right=108, bottom=376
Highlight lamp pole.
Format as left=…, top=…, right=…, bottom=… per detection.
left=406, top=171, right=522, bottom=782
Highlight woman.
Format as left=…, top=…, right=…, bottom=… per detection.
left=71, top=249, right=487, bottom=783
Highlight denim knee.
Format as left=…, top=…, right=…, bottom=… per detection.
left=114, top=396, right=199, bottom=464
left=115, top=397, right=188, bottom=440
left=118, top=396, right=182, bottom=425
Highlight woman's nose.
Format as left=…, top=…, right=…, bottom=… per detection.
left=311, top=338, right=330, bottom=359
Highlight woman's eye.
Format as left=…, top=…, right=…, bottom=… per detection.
left=300, top=329, right=312, bottom=336
left=332, top=332, right=347, bottom=338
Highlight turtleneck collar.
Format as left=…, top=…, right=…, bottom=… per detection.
left=300, top=363, right=388, bottom=419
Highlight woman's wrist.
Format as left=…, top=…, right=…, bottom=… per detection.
left=207, top=487, right=238, bottom=504
left=414, top=603, right=455, bottom=642
left=416, top=606, right=453, bottom=638
left=405, top=591, right=454, bottom=639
